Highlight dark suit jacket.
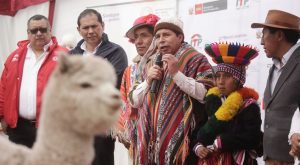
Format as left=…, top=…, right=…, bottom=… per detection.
left=69, top=33, right=128, bottom=89
left=70, top=33, right=128, bottom=165
left=263, top=45, right=300, bottom=163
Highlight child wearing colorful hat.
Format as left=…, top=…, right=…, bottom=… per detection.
left=194, top=42, right=263, bottom=165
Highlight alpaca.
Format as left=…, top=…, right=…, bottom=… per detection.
left=0, top=53, right=121, bottom=165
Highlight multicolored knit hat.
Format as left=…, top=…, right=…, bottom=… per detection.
left=205, top=42, right=258, bottom=86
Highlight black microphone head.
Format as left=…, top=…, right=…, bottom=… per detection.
left=155, top=54, right=163, bottom=67
left=150, top=54, right=163, bottom=93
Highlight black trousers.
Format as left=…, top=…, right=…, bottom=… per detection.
left=6, top=117, right=37, bottom=148
left=92, top=135, right=115, bottom=165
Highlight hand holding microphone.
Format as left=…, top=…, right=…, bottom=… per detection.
left=161, top=54, right=179, bottom=76
left=150, top=54, right=163, bottom=93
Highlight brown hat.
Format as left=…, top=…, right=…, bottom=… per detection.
left=251, top=10, right=300, bottom=34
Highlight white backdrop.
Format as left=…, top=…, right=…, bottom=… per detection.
left=178, top=0, right=300, bottom=108
left=89, top=0, right=177, bottom=63
left=1, top=0, right=300, bottom=164
left=0, top=2, right=49, bottom=68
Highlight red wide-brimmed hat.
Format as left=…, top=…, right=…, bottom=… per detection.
left=125, top=14, right=160, bottom=40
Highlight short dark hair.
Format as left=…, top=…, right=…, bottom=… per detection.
left=77, top=9, right=103, bottom=27
left=27, top=14, right=50, bottom=28
left=267, top=27, right=299, bottom=45
left=135, top=25, right=154, bottom=36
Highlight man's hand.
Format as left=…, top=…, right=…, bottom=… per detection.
left=195, top=145, right=213, bottom=159
left=162, top=54, right=179, bottom=76
left=146, top=65, right=163, bottom=85
left=289, top=133, right=300, bottom=158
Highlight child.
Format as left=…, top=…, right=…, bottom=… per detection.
left=194, top=42, right=263, bottom=165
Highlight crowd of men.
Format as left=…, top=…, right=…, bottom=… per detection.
left=0, top=8, right=300, bottom=165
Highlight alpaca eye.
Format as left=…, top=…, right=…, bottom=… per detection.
left=80, top=83, right=92, bottom=88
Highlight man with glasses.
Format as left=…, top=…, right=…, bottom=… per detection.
left=0, top=14, right=67, bottom=148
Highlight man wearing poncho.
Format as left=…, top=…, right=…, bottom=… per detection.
left=116, top=14, right=160, bottom=163
left=194, top=42, right=263, bottom=165
left=129, top=17, right=213, bottom=164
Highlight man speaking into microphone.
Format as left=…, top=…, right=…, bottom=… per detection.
left=129, top=17, right=214, bottom=164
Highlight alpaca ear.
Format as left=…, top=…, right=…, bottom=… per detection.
left=57, top=52, right=72, bottom=73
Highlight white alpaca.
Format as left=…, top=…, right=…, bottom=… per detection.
left=0, top=53, right=121, bottom=165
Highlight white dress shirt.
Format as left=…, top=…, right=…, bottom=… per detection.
left=19, top=42, right=51, bottom=120
left=130, top=71, right=207, bottom=108
left=80, top=41, right=102, bottom=56
left=271, top=42, right=300, bottom=94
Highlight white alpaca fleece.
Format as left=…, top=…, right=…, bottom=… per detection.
left=0, top=53, right=121, bottom=165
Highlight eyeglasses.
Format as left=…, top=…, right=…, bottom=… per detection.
left=28, top=27, right=48, bottom=34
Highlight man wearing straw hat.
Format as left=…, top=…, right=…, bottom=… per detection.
left=251, top=9, right=300, bottom=165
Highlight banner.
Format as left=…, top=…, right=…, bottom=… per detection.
left=90, top=0, right=177, bottom=63
left=178, top=0, right=300, bottom=109
left=0, top=0, right=48, bottom=16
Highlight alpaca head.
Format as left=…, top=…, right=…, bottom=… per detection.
left=42, top=53, right=121, bottom=136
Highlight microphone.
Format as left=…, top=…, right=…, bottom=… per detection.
left=150, top=54, right=163, bottom=93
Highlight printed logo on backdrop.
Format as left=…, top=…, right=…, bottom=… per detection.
left=189, top=34, right=211, bottom=51
left=189, top=0, right=227, bottom=15
left=191, top=34, right=202, bottom=48
left=236, top=0, right=250, bottom=9
left=236, top=0, right=261, bottom=9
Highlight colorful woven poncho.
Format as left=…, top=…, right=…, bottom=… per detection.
left=136, top=43, right=213, bottom=165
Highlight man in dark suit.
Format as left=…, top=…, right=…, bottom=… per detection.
left=251, top=10, right=300, bottom=165
left=69, top=9, right=128, bottom=165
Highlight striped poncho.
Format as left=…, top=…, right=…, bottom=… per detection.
left=136, top=43, right=213, bottom=165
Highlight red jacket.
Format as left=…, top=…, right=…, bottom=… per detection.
left=0, top=37, right=67, bottom=128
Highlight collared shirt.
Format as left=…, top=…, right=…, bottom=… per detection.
left=270, top=42, right=300, bottom=94
left=80, top=41, right=102, bottom=56
left=130, top=71, right=207, bottom=108
left=19, top=41, right=52, bottom=120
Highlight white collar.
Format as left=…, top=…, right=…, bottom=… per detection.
left=80, top=41, right=102, bottom=54
left=272, top=42, right=300, bottom=69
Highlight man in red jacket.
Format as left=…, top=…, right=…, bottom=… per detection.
left=0, top=14, right=67, bottom=148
